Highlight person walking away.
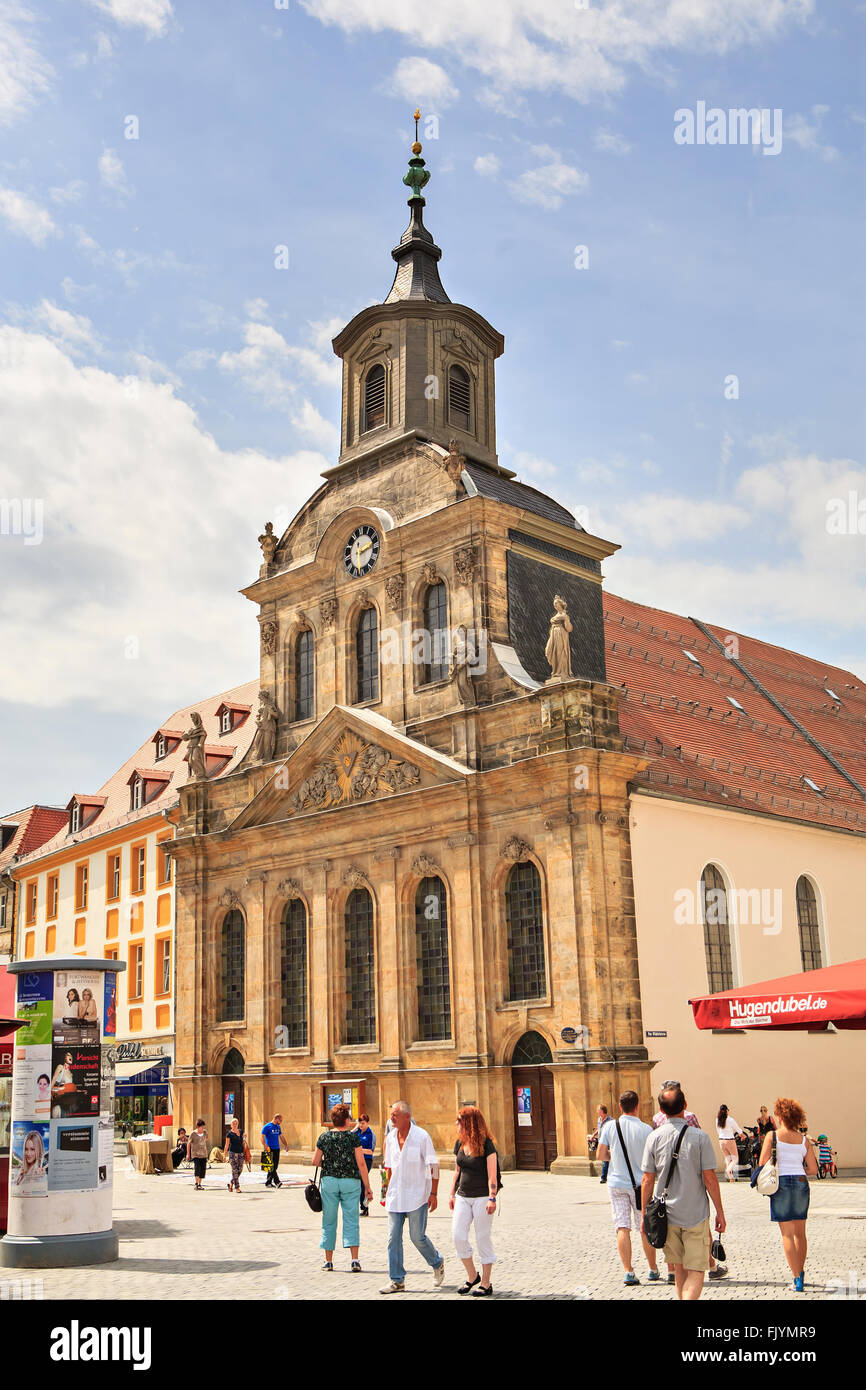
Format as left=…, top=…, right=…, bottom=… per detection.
left=449, top=1106, right=500, bottom=1296
left=314, top=1104, right=373, bottom=1272
left=591, top=1105, right=612, bottom=1183
left=716, top=1105, right=745, bottom=1181
left=187, top=1119, right=208, bottom=1190
left=754, top=1097, right=818, bottom=1292
left=380, top=1101, right=445, bottom=1294
left=223, top=1117, right=247, bottom=1192
left=261, top=1112, right=289, bottom=1188
left=641, top=1086, right=726, bottom=1302
left=651, top=1080, right=723, bottom=1282
left=597, top=1091, right=659, bottom=1286
left=355, top=1114, right=375, bottom=1215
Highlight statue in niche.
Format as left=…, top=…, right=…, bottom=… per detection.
left=450, top=624, right=477, bottom=707
left=182, top=712, right=208, bottom=782
left=545, top=595, right=573, bottom=681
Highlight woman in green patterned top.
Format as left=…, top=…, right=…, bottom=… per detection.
left=314, top=1104, right=374, bottom=1272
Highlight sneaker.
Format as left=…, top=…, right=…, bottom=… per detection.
left=708, top=1265, right=728, bottom=1280
left=647, top=1270, right=661, bottom=1282
left=624, top=1272, right=640, bottom=1286
left=322, top=1260, right=334, bottom=1271
left=379, top=1281, right=406, bottom=1294
left=667, top=1272, right=675, bottom=1284
left=351, top=1260, right=362, bottom=1273
left=793, top=1273, right=805, bottom=1293
left=433, top=1260, right=445, bottom=1287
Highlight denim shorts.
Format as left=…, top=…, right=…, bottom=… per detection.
left=770, top=1174, right=810, bottom=1223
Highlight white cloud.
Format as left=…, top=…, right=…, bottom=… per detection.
left=616, top=493, right=749, bottom=549
left=291, top=398, right=340, bottom=449
left=307, top=315, right=344, bottom=355
left=301, top=0, right=813, bottom=104
left=98, top=147, right=132, bottom=198
left=50, top=180, right=87, bottom=205
left=474, top=153, right=501, bottom=178
left=0, top=321, right=326, bottom=711
left=218, top=319, right=340, bottom=404
left=244, top=297, right=269, bottom=321
left=387, top=56, right=459, bottom=109
left=508, top=145, right=588, bottom=210
left=0, top=3, right=53, bottom=127
left=0, top=187, right=57, bottom=245
left=594, top=127, right=633, bottom=156
left=786, top=105, right=839, bottom=161
left=88, top=0, right=173, bottom=37
left=72, top=225, right=191, bottom=286
left=24, top=300, right=99, bottom=353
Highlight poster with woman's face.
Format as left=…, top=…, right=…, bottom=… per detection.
left=11, top=1044, right=52, bottom=1119
left=11, top=1121, right=50, bottom=1195
left=52, top=971, right=101, bottom=1045
left=50, top=1044, right=100, bottom=1118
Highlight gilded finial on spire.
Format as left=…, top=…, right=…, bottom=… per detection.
left=403, top=107, right=430, bottom=202
left=412, top=107, right=422, bottom=155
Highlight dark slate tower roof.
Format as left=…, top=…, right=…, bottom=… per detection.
left=383, top=108, right=450, bottom=305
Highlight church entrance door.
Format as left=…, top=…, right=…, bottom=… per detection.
left=511, top=1032, right=558, bottom=1171
left=221, top=1048, right=245, bottom=1141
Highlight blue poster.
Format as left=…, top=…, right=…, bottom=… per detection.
left=10, top=1121, right=50, bottom=1195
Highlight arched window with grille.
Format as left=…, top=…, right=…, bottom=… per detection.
left=505, top=861, right=546, bottom=1001
left=356, top=606, right=379, bottom=703
left=363, top=362, right=386, bottom=432
left=415, top=876, right=451, bottom=1041
left=700, top=863, right=734, bottom=992
left=280, top=897, right=308, bottom=1048
left=448, top=363, right=471, bottom=432
left=796, top=875, right=823, bottom=972
left=344, top=888, right=375, bottom=1045
left=220, top=908, right=245, bottom=1021
left=295, top=628, right=314, bottom=721
left=422, top=582, right=449, bottom=684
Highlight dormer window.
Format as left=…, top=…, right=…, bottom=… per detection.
left=221, top=709, right=232, bottom=735
left=156, top=735, right=166, bottom=759
left=70, top=802, right=82, bottom=833
left=448, top=364, right=471, bottom=432
left=363, top=363, right=386, bottom=433
left=131, top=777, right=143, bottom=811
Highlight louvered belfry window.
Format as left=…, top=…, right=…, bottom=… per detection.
left=505, top=861, right=546, bottom=1001
left=415, top=876, right=451, bottom=1041
left=363, top=363, right=386, bottom=432
left=356, top=606, right=379, bottom=703
left=295, top=628, right=314, bottom=721
left=448, top=364, right=471, bottom=431
left=796, top=876, right=823, bottom=972
left=220, top=909, right=245, bottom=1021
left=280, top=897, right=308, bottom=1048
left=700, top=863, right=734, bottom=993
left=345, top=888, right=375, bottom=1045
left=422, top=582, right=449, bottom=683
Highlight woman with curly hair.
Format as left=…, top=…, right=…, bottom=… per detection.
left=755, top=1097, right=818, bottom=1292
left=449, top=1105, right=501, bottom=1297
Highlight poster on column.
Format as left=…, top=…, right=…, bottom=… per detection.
left=100, top=1045, right=116, bottom=1113
left=50, top=1043, right=100, bottom=1118
left=11, top=1044, right=52, bottom=1119
left=10, top=1120, right=50, bottom=1195
left=103, top=973, right=117, bottom=1038
left=49, top=1119, right=98, bottom=1192
left=15, top=971, right=53, bottom=1046
left=52, top=970, right=101, bottom=1046
left=98, top=1117, right=113, bottom=1186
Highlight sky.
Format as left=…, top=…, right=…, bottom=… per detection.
left=0, top=0, right=864, bottom=811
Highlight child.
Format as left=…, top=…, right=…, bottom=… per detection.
left=816, top=1134, right=835, bottom=1176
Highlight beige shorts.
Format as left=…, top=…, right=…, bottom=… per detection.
left=664, top=1218, right=711, bottom=1272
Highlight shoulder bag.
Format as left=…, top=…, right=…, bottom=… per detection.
left=756, top=1131, right=779, bottom=1196
left=305, top=1165, right=323, bottom=1212
left=643, top=1124, right=688, bottom=1248
left=614, top=1118, right=643, bottom=1211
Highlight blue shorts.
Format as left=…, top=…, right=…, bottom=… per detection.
left=770, top=1174, right=810, bottom=1223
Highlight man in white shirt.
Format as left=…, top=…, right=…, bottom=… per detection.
left=380, top=1101, right=445, bottom=1294
left=597, top=1090, right=660, bottom=1286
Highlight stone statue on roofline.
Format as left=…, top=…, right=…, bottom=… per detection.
left=258, top=521, right=278, bottom=575
left=545, top=594, right=573, bottom=682
left=182, top=712, right=208, bottom=782
left=250, top=690, right=279, bottom=764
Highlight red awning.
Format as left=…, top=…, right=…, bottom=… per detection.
left=689, top=958, right=866, bottom=1031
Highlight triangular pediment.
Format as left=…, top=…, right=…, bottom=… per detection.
left=226, top=705, right=469, bottom=833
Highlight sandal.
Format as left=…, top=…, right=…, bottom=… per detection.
left=457, top=1274, right=481, bottom=1295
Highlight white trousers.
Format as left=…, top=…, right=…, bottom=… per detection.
left=452, top=1193, right=497, bottom=1265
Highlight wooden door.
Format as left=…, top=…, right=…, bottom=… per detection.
left=512, top=1066, right=558, bottom=1170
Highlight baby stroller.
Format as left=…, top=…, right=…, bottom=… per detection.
left=731, top=1128, right=755, bottom=1178
left=742, top=1126, right=762, bottom=1173
left=816, top=1135, right=837, bottom=1179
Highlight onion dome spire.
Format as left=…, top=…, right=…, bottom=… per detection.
left=384, top=108, right=451, bottom=305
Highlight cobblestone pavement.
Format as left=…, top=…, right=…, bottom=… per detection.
left=31, top=1164, right=866, bottom=1301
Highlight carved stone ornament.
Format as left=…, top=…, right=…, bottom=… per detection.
left=385, top=574, right=405, bottom=612
left=249, top=690, right=279, bottom=764
left=545, top=594, right=573, bottom=682
left=277, top=877, right=302, bottom=898
left=454, top=546, right=477, bottom=587
left=443, top=438, right=466, bottom=484
left=290, top=729, right=421, bottom=814
left=344, top=866, right=368, bottom=888
left=182, top=711, right=208, bottom=783
left=297, top=609, right=307, bottom=627
left=320, top=596, right=338, bottom=630
left=422, top=561, right=439, bottom=587
left=218, top=888, right=242, bottom=907
left=501, top=835, right=532, bottom=862
left=412, top=854, right=439, bottom=878
left=260, top=621, right=277, bottom=656
left=446, top=832, right=476, bottom=849
left=243, top=871, right=268, bottom=888
left=258, top=521, right=278, bottom=569
left=357, top=588, right=371, bottom=608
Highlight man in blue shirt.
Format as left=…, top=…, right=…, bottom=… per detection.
left=355, top=1114, right=376, bottom=1215
left=261, top=1112, right=289, bottom=1188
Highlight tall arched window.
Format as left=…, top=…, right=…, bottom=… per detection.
left=363, top=363, right=385, bottom=432
left=448, top=363, right=471, bottom=432
left=796, top=876, right=823, bottom=972
left=280, top=897, right=308, bottom=1048
left=220, top=909, right=245, bottom=1020
left=422, top=581, right=449, bottom=684
left=505, top=861, right=546, bottom=1001
left=415, top=876, right=451, bottom=1041
left=295, top=629, right=314, bottom=721
left=356, top=606, right=379, bottom=703
left=700, top=863, right=734, bottom=993
left=345, top=888, right=375, bottom=1045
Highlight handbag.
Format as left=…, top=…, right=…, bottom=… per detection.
left=756, top=1132, right=779, bottom=1196
left=644, top=1124, right=688, bottom=1248
left=260, top=1148, right=272, bottom=1172
left=304, top=1167, right=322, bottom=1213
left=615, top=1117, right=643, bottom=1211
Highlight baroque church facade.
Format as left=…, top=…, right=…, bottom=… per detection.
left=169, top=134, right=655, bottom=1170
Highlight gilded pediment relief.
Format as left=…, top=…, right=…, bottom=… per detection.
left=292, top=729, right=420, bottom=813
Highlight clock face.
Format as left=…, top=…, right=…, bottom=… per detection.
left=344, top=524, right=380, bottom=578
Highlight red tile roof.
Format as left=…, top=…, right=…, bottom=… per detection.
left=127, top=769, right=173, bottom=784
left=65, top=795, right=107, bottom=810
left=605, top=593, right=866, bottom=835
left=0, top=806, right=69, bottom=870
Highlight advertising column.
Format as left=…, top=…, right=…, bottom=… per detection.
left=0, top=957, right=125, bottom=1268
